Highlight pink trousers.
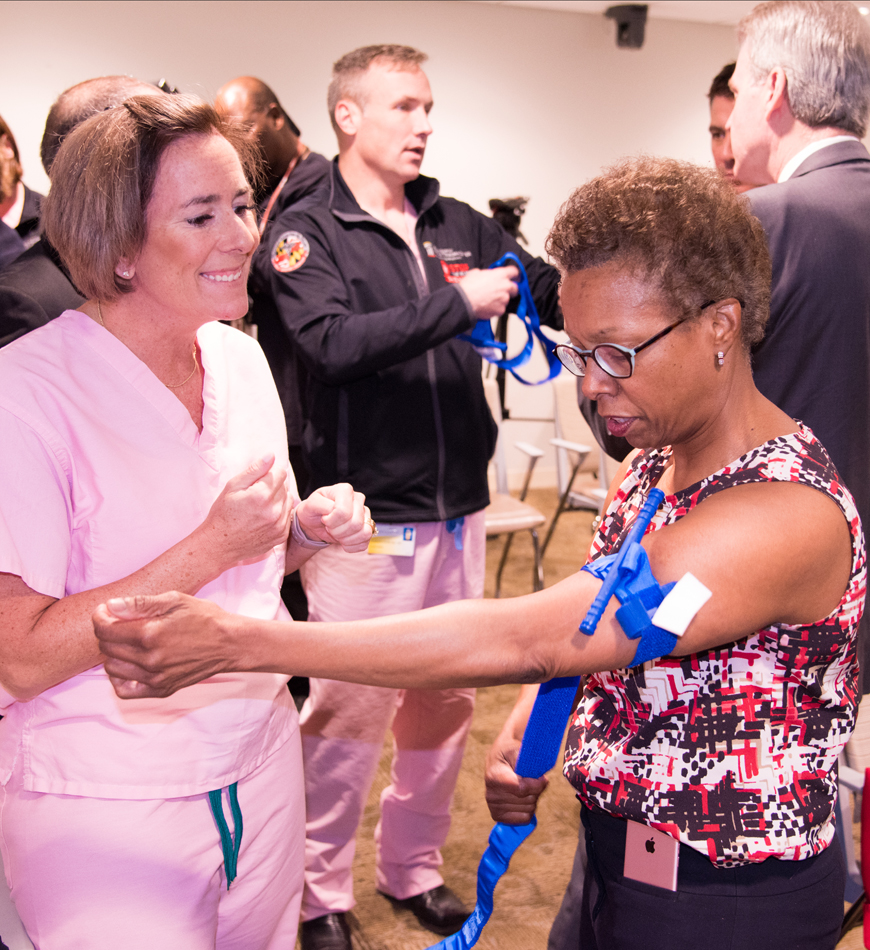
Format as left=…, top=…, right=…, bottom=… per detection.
left=299, top=512, right=485, bottom=919
left=0, top=735, right=305, bottom=950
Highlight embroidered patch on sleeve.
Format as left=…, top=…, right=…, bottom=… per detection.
left=272, top=231, right=310, bottom=273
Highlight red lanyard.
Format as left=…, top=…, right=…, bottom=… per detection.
left=259, top=145, right=310, bottom=236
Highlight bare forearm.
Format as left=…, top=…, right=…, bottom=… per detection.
left=5, top=527, right=230, bottom=700
left=238, top=575, right=635, bottom=689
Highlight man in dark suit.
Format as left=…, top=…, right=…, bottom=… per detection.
left=727, top=0, right=870, bottom=688
left=0, top=76, right=159, bottom=348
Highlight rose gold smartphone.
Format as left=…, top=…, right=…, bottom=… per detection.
left=623, top=820, right=680, bottom=891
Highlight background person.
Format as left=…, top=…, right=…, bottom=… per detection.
left=0, top=94, right=371, bottom=950
left=0, top=76, right=164, bottom=348
left=0, top=113, right=41, bottom=254
left=216, top=76, right=332, bottom=631
left=707, top=63, right=754, bottom=193
left=98, top=157, right=864, bottom=950
left=248, top=43, right=563, bottom=950
left=727, top=0, right=870, bottom=694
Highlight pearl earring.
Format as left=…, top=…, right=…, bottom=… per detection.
left=717, top=351, right=725, bottom=367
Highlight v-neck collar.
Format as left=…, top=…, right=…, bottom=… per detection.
left=66, top=309, right=222, bottom=470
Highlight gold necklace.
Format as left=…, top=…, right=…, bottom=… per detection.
left=97, top=300, right=200, bottom=389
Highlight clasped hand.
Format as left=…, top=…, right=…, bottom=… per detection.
left=293, top=482, right=372, bottom=553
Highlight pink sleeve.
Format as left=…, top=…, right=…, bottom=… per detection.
left=0, top=407, right=72, bottom=598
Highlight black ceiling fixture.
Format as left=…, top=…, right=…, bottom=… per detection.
left=605, top=4, right=648, bottom=49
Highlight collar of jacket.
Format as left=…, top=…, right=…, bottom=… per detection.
left=326, top=158, right=442, bottom=225
left=790, top=137, right=870, bottom=180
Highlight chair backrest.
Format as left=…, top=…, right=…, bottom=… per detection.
left=483, top=376, right=509, bottom=495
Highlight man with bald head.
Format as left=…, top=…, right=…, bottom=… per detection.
left=216, top=77, right=330, bottom=514
left=0, top=75, right=161, bottom=347
left=216, top=77, right=330, bottom=230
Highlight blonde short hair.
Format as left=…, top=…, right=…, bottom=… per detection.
left=327, top=44, right=427, bottom=134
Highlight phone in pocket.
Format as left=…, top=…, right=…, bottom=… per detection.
left=623, top=820, right=680, bottom=891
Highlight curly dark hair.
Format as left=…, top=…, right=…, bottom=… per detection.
left=545, top=157, right=771, bottom=348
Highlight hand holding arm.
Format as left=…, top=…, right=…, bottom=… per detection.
left=1, top=454, right=291, bottom=701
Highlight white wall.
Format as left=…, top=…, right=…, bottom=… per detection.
left=2, top=0, right=739, bottom=483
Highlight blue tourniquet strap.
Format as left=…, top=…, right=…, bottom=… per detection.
left=426, top=677, right=579, bottom=950
left=446, top=517, right=465, bottom=551
left=458, top=253, right=562, bottom=386
left=209, top=782, right=243, bottom=889
left=427, top=490, right=668, bottom=950
left=580, top=488, right=677, bottom=665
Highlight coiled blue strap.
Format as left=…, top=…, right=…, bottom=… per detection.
left=426, top=490, right=667, bottom=950
left=458, top=253, right=562, bottom=386
left=208, top=782, right=243, bottom=889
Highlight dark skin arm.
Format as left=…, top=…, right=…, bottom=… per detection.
left=94, top=480, right=851, bottom=702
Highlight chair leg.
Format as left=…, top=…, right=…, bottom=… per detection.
left=541, top=457, right=584, bottom=557
left=494, top=532, right=515, bottom=598
left=530, top=529, right=544, bottom=591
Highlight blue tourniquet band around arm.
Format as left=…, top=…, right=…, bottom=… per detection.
left=579, top=488, right=677, bottom=666
left=426, top=491, right=667, bottom=950
left=458, top=253, right=562, bottom=386
left=209, top=783, right=243, bottom=889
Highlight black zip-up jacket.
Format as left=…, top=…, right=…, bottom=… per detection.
left=251, top=161, right=562, bottom=522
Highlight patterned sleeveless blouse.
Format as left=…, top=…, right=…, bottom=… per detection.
left=563, top=425, right=866, bottom=867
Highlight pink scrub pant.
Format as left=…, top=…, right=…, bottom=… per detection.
left=299, top=512, right=485, bottom=919
left=0, top=735, right=305, bottom=950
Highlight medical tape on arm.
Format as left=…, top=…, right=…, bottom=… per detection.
left=582, top=546, right=711, bottom=666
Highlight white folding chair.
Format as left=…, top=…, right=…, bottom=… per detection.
left=483, top=378, right=547, bottom=597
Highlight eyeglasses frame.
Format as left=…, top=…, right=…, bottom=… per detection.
left=555, top=300, right=717, bottom=380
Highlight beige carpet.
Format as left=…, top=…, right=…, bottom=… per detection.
left=305, top=487, right=864, bottom=949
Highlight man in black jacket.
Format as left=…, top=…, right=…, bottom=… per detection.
left=216, top=76, right=330, bottom=493
left=250, top=44, right=561, bottom=950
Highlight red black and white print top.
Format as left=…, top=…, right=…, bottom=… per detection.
left=563, top=425, right=866, bottom=867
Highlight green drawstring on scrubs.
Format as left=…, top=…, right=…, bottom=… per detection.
left=209, top=782, right=243, bottom=888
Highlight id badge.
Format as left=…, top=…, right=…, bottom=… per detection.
left=623, top=820, right=679, bottom=892
left=367, top=524, right=416, bottom=557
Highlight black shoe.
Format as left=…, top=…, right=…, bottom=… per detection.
left=379, top=884, right=470, bottom=936
left=300, top=912, right=352, bottom=950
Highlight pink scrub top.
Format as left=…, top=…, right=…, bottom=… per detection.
left=0, top=310, right=298, bottom=799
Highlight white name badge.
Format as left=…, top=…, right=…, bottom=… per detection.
left=367, top=524, right=416, bottom=557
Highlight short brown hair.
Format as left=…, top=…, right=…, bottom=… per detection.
left=327, top=44, right=427, bottom=134
left=546, top=157, right=771, bottom=348
left=42, top=94, right=261, bottom=301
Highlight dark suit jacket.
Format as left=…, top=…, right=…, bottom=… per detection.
left=0, top=237, right=85, bottom=348
left=749, top=139, right=870, bottom=687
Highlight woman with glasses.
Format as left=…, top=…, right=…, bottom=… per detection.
left=97, top=157, right=863, bottom=950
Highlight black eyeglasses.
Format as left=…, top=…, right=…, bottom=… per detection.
left=555, top=301, right=716, bottom=379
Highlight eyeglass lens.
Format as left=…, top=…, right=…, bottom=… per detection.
left=556, top=344, right=632, bottom=378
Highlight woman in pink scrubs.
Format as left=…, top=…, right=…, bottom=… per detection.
left=0, top=94, right=372, bottom=950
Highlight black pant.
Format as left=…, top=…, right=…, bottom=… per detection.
left=579, top=807, right=844, bottom=950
